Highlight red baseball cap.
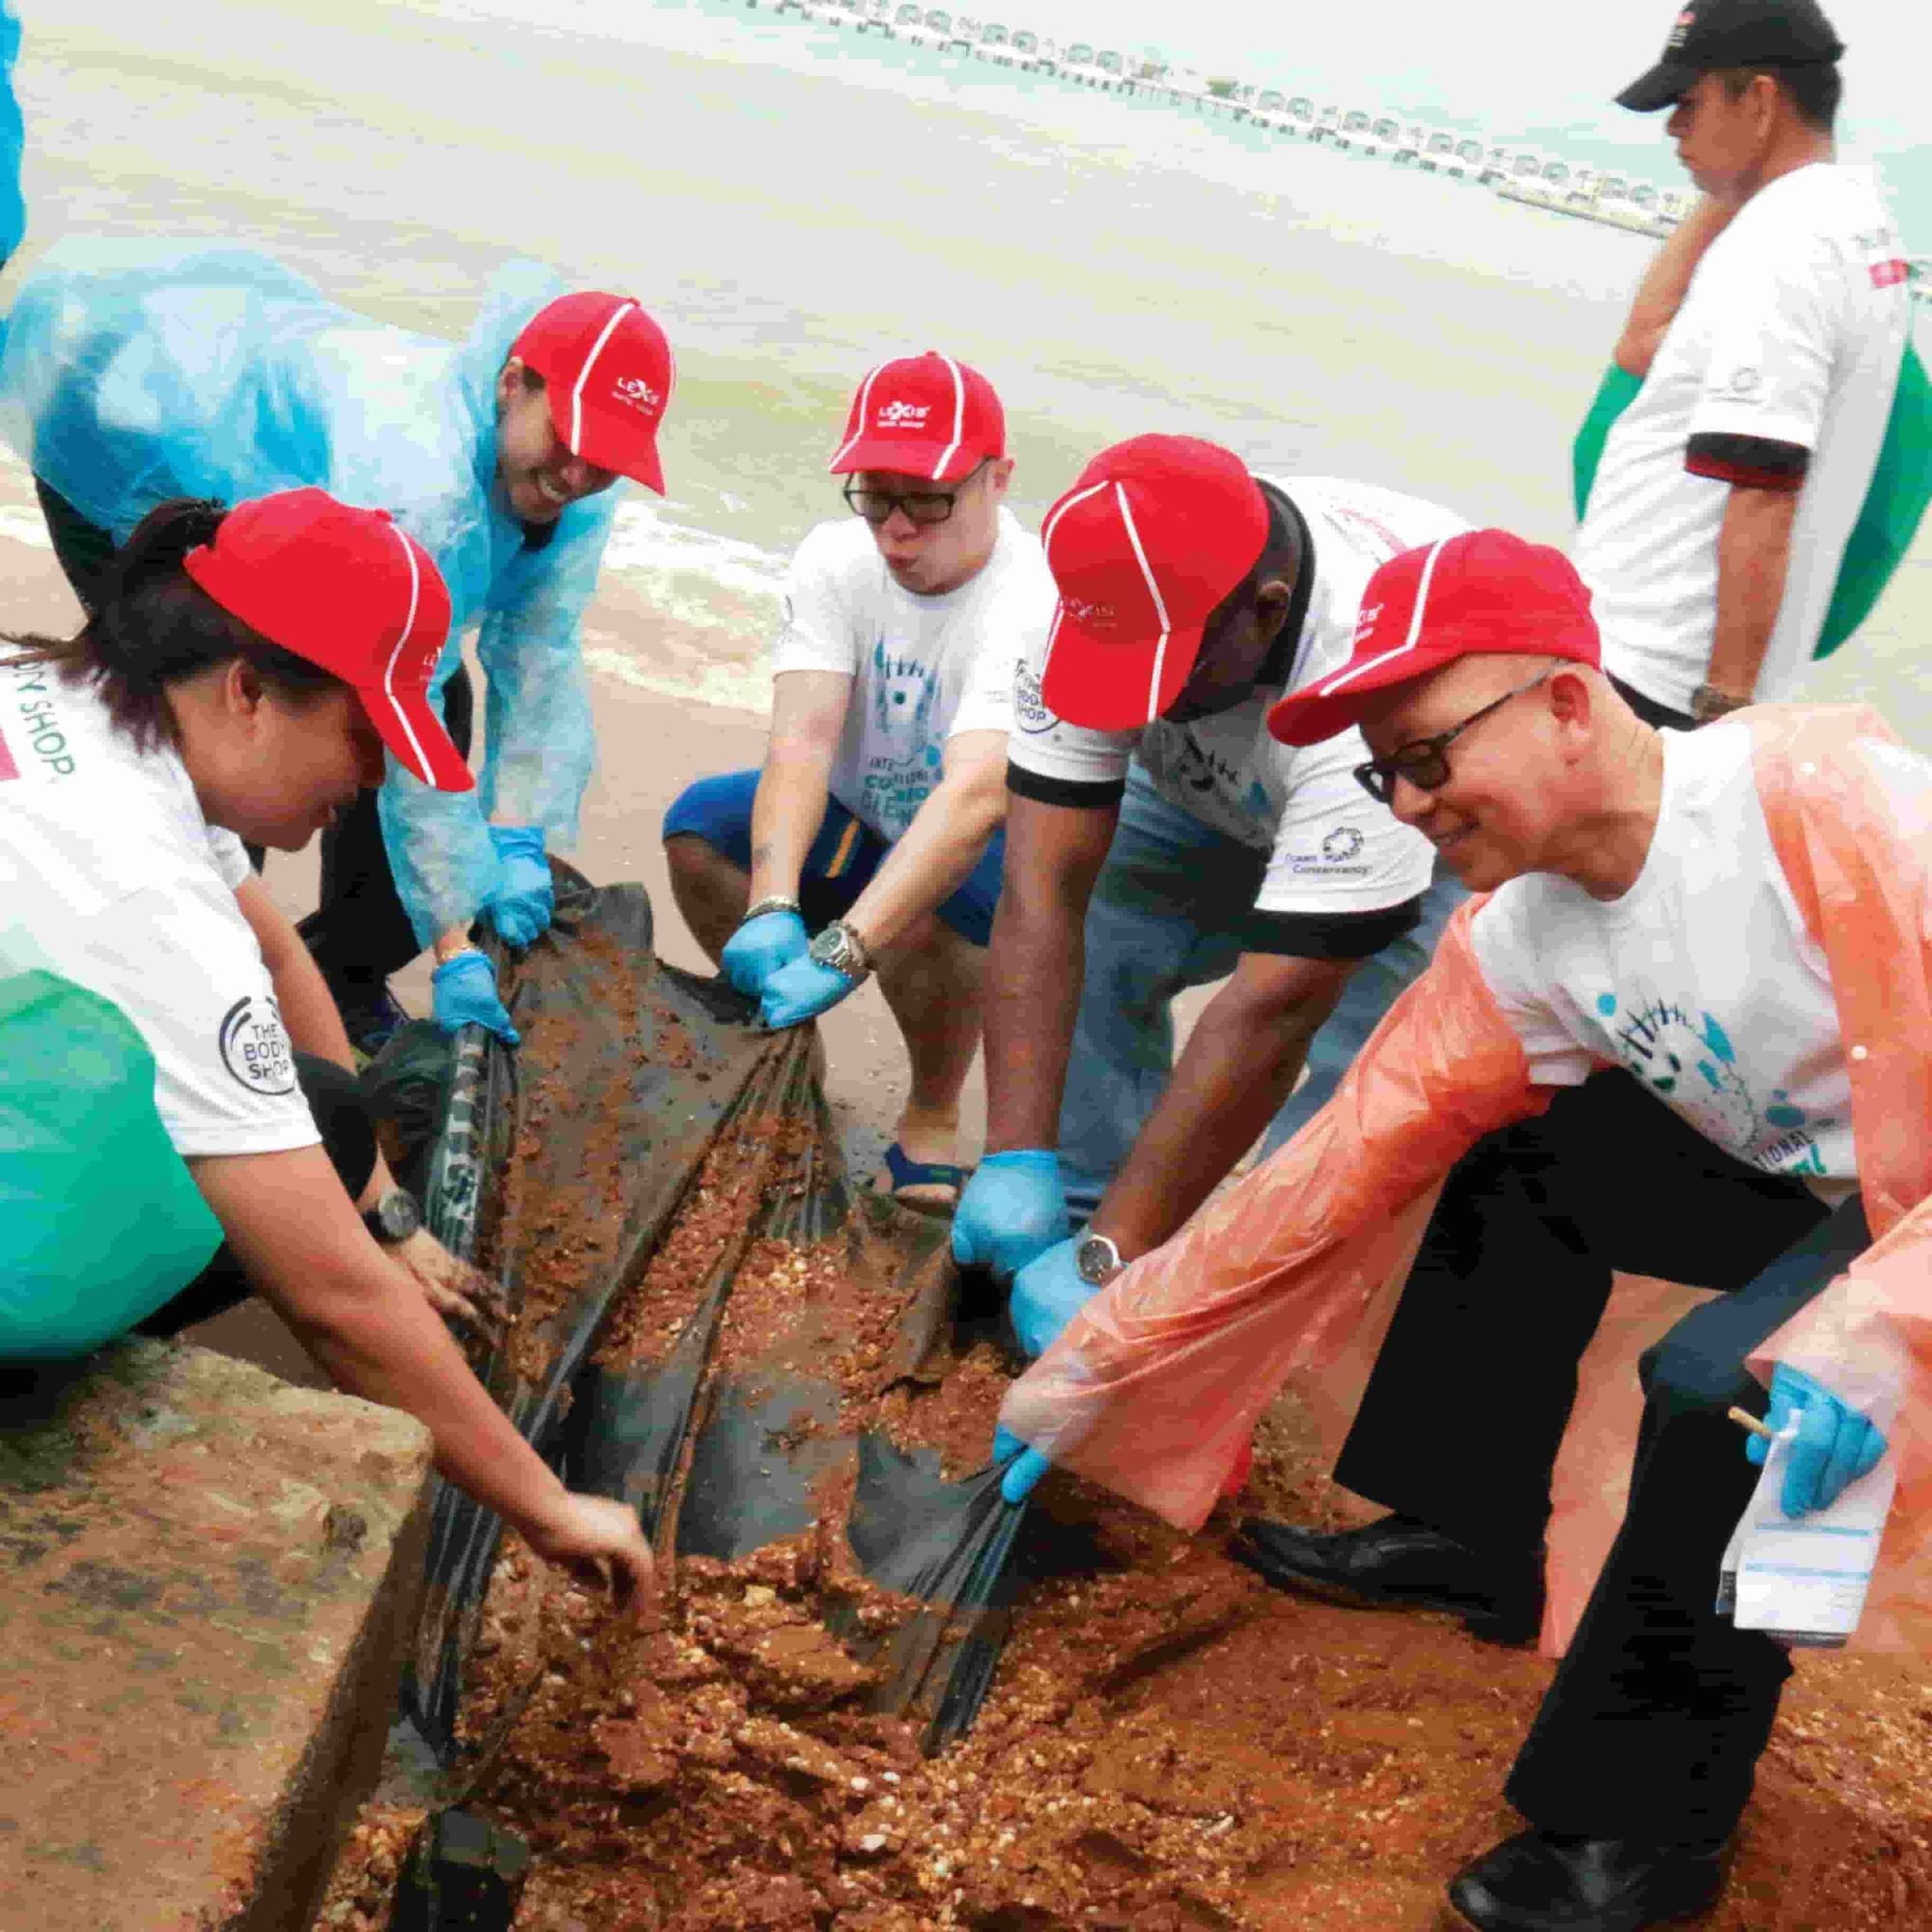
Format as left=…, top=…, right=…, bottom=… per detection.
left=827, top=351, right=1005, bottom=484
left=511, top=292, right=674, bottom=493
left=1037, top=436, right=1269, bottom=732
left=184, top=488, right=471, bottom=791
left=1267, top=528, right=1601, bottom=749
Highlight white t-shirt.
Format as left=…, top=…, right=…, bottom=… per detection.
left=1471, top=721, right=1854, bottom=1202
left=1575, top=163, right=1913, bottom=716
left=0, top=662, right=319, bottom=1160
left=770, top=507, right=1054, bottom=842
left=1009, top=475, right=1463, bottom=923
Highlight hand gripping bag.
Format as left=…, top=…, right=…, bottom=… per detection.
left=0, top=971, right=222, bottom=1358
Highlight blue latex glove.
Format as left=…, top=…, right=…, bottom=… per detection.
left=992, top=1425, right=1050, bottom=1504
left=952, top=1149, right=1070, bottom=1281
left=758, top=952, right=859, bottom=1030
left=1009, top=1236, right=1099, bottom=1360
left=482, top=826, right=554, bottom=950
left=432, top=952, right=520, bottom=1046
left=721, top=908, right=810, bottom=1000
left=1746, top=1363, right=1889, bottom=1519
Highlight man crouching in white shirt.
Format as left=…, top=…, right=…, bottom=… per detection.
left=663, top=353, right=1054, bottom=1211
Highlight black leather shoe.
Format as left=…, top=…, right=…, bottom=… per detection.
left=1229, top=1513, right=1545, bottom=1645
left=1448, top=1830, right=1730, bottom=1930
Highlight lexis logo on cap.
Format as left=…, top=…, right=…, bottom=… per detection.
left=1065, top=597, right=1119, bottom=631
left=878, top=399, right=933, bottom=429
left=612, top=374, right=663, bottom=414
left=1668, top=7, right=1696, bottom=50
left=1350, top=602, right=1385, bottom=648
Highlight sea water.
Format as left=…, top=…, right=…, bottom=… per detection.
left=7, top=0, right=1925, bottom=734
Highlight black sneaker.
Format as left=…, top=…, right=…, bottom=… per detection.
left=1230, top=1512, right=1545, bottom=1646
left=332, top=978, right=412, bottom=1059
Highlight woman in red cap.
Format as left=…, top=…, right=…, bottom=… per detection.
left=0, top=488, right=654, bottom=1610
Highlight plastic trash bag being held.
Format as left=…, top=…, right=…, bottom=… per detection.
left=1002, top=705, right=1932, bottom=1657
left=0, top=240, right=619, bottom=945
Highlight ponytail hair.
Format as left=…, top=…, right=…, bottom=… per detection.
left=3, top=497, right=345, bottom=753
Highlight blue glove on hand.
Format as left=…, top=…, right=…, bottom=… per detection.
left=1747, top=1363, right=1889, bottom=1519
left=722, top=908, right=810, bottom=999
left=483, top=826, right=554, bottom=950
left=952, top=1149, right=1070, bottom=1281
left=992, top=1425, right=1051, bottom=1505
left=758, top=953, right=858, bottom=1030
left=432, top=952, right=520, bottom=1046
left=1009, top=1235, right=1099, bottom=1361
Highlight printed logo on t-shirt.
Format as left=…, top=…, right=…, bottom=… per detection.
left=1596, top=988, right=1833, bottom=1176
left=0, top=719, right=17, bottom=783
left=218, top=994, right=297, bottom=1097
left=1013, top=659, right=1057, bottom=735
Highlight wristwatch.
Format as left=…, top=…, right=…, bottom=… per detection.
left=1075, top=1231, right=1126, bottom=1288
left=1690, top=682, right=1747, bottom=725
left=362, top=1187, right=423, bottom=1246
left=808, top=919, right=873, bottom=983
left=744, top=894, right=802, bottom=922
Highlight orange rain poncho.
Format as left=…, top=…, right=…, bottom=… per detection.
left=1000, top=704, right=1932, bottom=1655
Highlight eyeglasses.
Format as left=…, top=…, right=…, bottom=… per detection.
left=1353, top=667, right=1553, bottom=806
left=841, top=459, right=988, bottom=527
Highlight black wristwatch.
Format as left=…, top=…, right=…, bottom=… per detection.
left=362, top=1187, right=423, bottom=1245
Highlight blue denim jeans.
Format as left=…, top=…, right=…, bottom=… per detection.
left=1059, top=767, right=1464, bottom=1219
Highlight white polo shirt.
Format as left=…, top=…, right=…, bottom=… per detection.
left=0, top=661, right=319, bottom=1159
left=1471, top=721, right=1859, bottom=1204
left=770, top=507, right=1054, bottom=843
left=1008, top=475, right=1463, bottom=945
left=1575, top=163, right=1913, bottom=716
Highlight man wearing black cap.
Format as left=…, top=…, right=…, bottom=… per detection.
left=1574, top=0, right=1916, bottom=729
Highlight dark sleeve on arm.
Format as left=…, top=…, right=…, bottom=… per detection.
left=1238, top=894, right=1425, bottom=960
left=1006, top=759, right=1127, bottom=812
left=1685, top=433, right=1810, bottom=493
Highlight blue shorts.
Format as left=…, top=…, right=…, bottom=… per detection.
left=663, top=768, right=1005, bottom=949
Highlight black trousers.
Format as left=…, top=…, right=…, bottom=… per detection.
left=1335, top=1071, right=1828, bottom=1557
left=296, top=664, right=475, bottom=987
left=37, top=476, right=476, bottom=983
left=1506, top=1195, right=1869, bottom=1842
left=135, top=1053, right=379, bottom=1337
left=1335, top=1069, right=1857, bottom=1840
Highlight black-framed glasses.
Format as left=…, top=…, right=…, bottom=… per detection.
left=1353, top=667, right=1554, bottom=806
left=841, top=458, right=988, bottom=527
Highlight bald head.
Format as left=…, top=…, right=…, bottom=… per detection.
left=1356, top=654, right=1660, bottom=898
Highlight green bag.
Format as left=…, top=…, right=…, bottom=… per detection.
left=1572, top=342, right=1932, bottom=662
left=0, top=971, right=223, bottom=1359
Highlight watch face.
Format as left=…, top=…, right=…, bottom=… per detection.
left=1076, top=1235, right=1120, bottom=1286
left=375, top=1190, right=423, bottom=1242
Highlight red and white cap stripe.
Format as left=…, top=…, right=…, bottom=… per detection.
left=378, top=520, right=432, bottom=783
left=1309, top=534, right=1451, bottom=700
left=1041, top=479, right=1176, bottom=725
left=827, top=361, right=887, bottom=472
left=926, top=353, right=967, bottom=482
left=567, top=298, right=639, bottom=459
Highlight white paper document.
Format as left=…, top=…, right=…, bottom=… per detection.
left=1717, top=1430, right=1897, bottom=1647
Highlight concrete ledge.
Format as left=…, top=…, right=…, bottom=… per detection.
left=0, top=1340, right=433, bottom=1932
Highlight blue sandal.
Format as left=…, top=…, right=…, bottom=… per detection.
left=877, top=1141, right=968, bottom=1216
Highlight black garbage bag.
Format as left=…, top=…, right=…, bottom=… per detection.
left=408, top=867, right=1049, bottom=1765
left=404, top=867, right=782, bottom=1752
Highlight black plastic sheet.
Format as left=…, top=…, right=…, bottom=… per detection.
left=407, top=870, right=1038, bottom=1764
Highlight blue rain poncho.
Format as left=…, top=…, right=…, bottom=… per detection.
left=0, top=240, right=622, bottom=944
left=0, top=4, right=24, bottom=270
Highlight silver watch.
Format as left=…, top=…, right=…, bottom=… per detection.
left=808, top=919, right=872, bottom=982
left=1075, top=1232, right=1125, bottom=1287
